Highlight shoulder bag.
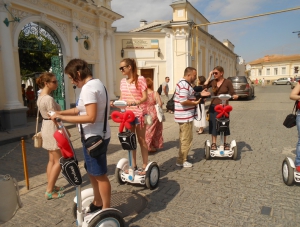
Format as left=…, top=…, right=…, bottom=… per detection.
left=283, top=101, right=298, bottom=128
left=80, top=86, right=108, bottom=157
left=32, top=97, right=46, bottom=148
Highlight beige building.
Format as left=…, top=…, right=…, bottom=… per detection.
left=113, top=0, right=238, bottom=96
left=247, top=54, right=300, bottom=83
left=0, top=0, right=238, bottom=130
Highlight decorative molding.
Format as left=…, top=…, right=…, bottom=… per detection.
left=0, top=0, right=11, bottom=12
left=49, top=19, right=68, bottom=37
left=11, top=8, right=33, bottom=19
left=22, top=0, right=71, bottom=17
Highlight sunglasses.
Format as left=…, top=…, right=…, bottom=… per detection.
left=119, top=65, right=128, bottom=71
left=49, top=80, right=57, bottom=84
left=213, top=72, right=219, bottom=75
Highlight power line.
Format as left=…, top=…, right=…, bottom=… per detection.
left=194, top=6, right=300, bottom=27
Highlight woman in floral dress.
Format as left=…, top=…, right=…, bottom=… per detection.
left=145, top=78, right=163, bottom=152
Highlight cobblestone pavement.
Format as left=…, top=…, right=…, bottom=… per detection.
left=1, top=85, right=299, bottom=226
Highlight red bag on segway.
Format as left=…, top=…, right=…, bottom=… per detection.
left=54, top=130, right=74, bottom=158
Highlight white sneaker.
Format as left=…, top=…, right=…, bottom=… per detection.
left=176, top=163, right=183, bottom=167
left=183, top=161, right=193, bottom=168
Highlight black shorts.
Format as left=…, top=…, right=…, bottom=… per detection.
left=208, top=104, right=230, bottom=136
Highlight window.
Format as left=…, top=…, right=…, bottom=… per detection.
left=266, top=68, right=270, bottom=75
left=258, top=69, right=262, bottom=76
left=282, top=67, right=286, bottom=74
left=274, top=68, right=278, bottom=75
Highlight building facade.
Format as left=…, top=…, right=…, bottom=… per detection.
left=0, top=0, right=122, bottom=129
left=247, top=54, right=300, bottom=82
left=113, top=0, right=238, bottom=96
left=0, top=0, right=238, bottom=130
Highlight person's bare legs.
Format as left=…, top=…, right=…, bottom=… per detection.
left=89, top=174, right=111, bottom=209
left=135, top=124, right=148, bottom=170
left=45, top=149, right=62, bottom=198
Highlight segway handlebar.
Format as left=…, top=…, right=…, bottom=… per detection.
left=209, top=94, right=232, bottom=101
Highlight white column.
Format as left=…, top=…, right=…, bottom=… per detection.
left=163, top=28, right=174, bottom=91
left=98, top=30, right=107, bottom=86
left=0, top=1, right=23, bottom=109
left=105, top=31, right=116, bottom=99
left=71, top=24, right=80, bottom=58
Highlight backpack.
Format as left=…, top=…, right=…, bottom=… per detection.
left=157, top=84, right=162, bottom=95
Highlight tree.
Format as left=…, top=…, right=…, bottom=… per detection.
left=18, top=30, right=59, bottom=80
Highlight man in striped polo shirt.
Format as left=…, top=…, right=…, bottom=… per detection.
left=174, top=67, right=210, bottom=167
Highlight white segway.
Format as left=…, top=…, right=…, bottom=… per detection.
left=204, top=94, right=238, bottom=160
left=282, top=157, right=300, bottom=186
left=111, top=100, right=160, bottom=190
left=51, top=113, right=125, bottom=227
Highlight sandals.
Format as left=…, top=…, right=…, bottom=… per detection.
left=53, top=186, right=65, bottom=192
left=224, top=143, right=230, bottom=150
left=211, top=143, right=217, bottom=150
left=197, top=129, right=204, bottom=134
left=45, top=191, right=65, bottom=200
left=138, top=168, right=146, bottom=175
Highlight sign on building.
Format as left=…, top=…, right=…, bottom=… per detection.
left=122, top=39, right=159, bottom=49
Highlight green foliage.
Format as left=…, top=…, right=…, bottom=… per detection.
left=18, top=31, right=59, bottom=79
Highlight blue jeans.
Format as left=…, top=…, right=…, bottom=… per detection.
left=296, top=113, right=300, bottom=166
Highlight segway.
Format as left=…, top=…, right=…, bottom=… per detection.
left=111, top=100, right=160, bottom=190
left=49, top=112, right=125, bottom=227
left=204, top=94, right=238, bottom=160
left=282, top=157, right=300, bottom=186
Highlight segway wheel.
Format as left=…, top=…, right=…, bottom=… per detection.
left=88, top=210, right=125, bottom=227
left=145, top=162, right=160, bottom=190
left=232, top=146, right=238, bottom=160
left=282, top=158, right=294, bottom=186
left=115, top=168, right=126, bottom=185
left=205, top=141, right=210, bottom=160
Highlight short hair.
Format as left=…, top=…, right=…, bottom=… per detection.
left=198, top=76, right=206, bottom=85
left=165, top=77, right=169, bottom=79
left=184, top=67, right=197, bottom=76
left=36, top=72, right=56, bottom=89
left=64, top=59, right=92, bottom=82
left=213, top=66, right=224, bottom=73
left=146, top=77, right=153, bottom=90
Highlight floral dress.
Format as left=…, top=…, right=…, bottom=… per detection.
left=145, top=91, right=163, bottom=151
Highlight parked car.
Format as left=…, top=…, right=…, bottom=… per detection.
left=291, top=78, right=300, bottom=89
left=227, top=76, right=255, bottom=100
left=272, top=77, right=291, bottom=85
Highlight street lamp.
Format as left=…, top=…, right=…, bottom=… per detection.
left=292, top=31, right=300, bottom=38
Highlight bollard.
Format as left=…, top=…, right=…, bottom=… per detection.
left=21, top=137, right=29, bottom=190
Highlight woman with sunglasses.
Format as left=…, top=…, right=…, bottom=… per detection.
left=204, top=66, right=238, bottom=150
left=36, top=72, right=64, bottom=200
left=49, top=59, right=111, bottom=212
left=114, top=58, right=148, bottom=175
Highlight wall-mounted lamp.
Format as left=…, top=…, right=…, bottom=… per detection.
left=157, top=48, right=161, bottom=57
left=3, top=4, right=20, bottom=27
left=75, top=26, right=88, bottom=42
left=121, top=48, right=124, bottom=58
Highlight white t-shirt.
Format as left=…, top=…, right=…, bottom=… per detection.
left=77, top=79, right=111, bottom=140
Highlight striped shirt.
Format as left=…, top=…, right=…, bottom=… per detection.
left=120, top=76, right=147, bottom=117
left=174, top=79, right=196, bottom=123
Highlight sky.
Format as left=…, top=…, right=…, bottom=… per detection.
left=111, top=0, right=300, bottom=63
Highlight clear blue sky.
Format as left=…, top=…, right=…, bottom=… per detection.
left=112, top=0, right=300, bottom=63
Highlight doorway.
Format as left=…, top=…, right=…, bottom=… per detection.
left=141, top=69, right=154, bottom=81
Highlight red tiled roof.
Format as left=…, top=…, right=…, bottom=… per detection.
left=248, top=54, right=300, bottom=65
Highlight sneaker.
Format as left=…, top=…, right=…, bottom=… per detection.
left=183, top=161, right=193, bottom=168
left=296, top=166, right=300, bottom=172
left=176, top=163, right=183, bottom=167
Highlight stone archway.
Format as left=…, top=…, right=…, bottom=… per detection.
left=13, top=15, right=71, bottom=111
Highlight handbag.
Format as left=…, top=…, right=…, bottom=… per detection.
left=166, top=94, right=175, bottom=112
left=144, top=114, right=153, bottom=125
left=59, top=157, right=82, bottom=186
left=0, top=174, right=23, bottom=224
left=80, top=86, right=108, bottom=158
left=32, top=107, right=42, bottom=148
left=283, top=101, right=298, bottom=128
left=155, top=93, right=165, bottom=122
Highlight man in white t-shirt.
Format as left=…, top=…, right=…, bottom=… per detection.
left=174, top=67, right=210, bottom=168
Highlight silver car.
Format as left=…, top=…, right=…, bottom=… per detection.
left=272, top=78, right=291, bottom=85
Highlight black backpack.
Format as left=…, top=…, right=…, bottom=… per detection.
left=157, top=84, right=162, bottom=95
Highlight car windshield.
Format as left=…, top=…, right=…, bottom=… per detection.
left=228, top=76, right=247, bottom=83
